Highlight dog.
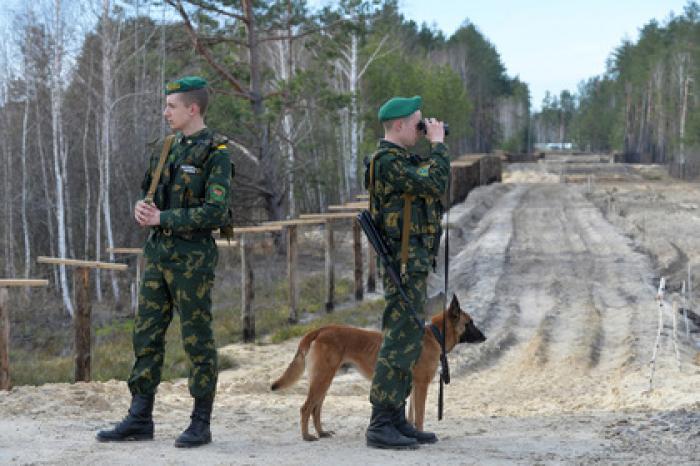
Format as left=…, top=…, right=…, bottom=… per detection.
left=270, top=295, right=486, bottom=441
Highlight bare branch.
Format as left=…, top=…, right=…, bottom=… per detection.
left=166, top=0, right=251, bottom=99
left=226, top=137, right=259, bottom=166
left=197, top=35, right=248, bottom=47
left=233, top=177, right=273, bottom=197
left=180, top=0, right=248, bottom=23
left=357, top=34, right=391, bottom=79
left=257, top=19, right=347, bottom=44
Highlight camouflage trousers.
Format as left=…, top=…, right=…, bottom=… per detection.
left=128, top=243, right=218, bottom=399
left=369, top=270, right=427, bottom=409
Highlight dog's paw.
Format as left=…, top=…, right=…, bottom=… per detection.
left=318, top=430, right=335, bottom=438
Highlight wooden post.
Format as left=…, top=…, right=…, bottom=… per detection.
left=0, top=288, right=9, bottom=390
left=324, top=220, right=335, bottom=313
left=74, top=267, right=92, bottom=382
left=367, top=243, right=377, bottom=293
left=287, top=225, right=299, bottom=323
left=0, top=280, right=49, bottom=390
left=37, top=257, right=125, bottom=382
left=353, top=219, right=363, bottom=301
left=106, top=248, right=144, bottom=315
left=240, top=234, right=255, bottom=342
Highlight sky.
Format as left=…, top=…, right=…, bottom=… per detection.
left=1, top=0, right=691, bottom=111
left=312, top=0, right=689, bottom=109
left=391, top=0, right=690, bottom=110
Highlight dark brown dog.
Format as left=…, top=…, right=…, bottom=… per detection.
left=270, top=295, right=486, bottom=441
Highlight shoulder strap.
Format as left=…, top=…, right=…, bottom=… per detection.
left=368, top=151, right=380, bottom=216
left=144, top=135, right=175, bottom=204
left=400, top=193, right=415, bottom=282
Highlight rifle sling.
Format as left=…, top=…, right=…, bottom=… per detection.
left=400, top=193, right=415, bottom=281
left=144, top=135, right=175, bottom=204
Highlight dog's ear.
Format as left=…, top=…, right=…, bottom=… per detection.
left=448, top=294, right=460, bottom=319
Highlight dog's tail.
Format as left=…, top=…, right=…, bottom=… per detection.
left=270, top=328, right=323, bottom=391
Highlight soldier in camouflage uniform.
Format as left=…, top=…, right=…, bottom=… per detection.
left=364, top=95, right=449, bottom=450
left=97, top=76, right=232, bottom=448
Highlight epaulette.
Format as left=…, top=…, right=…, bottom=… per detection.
left=212, top=133, right=229, bottom=150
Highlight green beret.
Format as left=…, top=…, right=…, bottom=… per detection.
left=378, top=95, right=422, bottom=121
left=165, top=76, right=208, bottom=95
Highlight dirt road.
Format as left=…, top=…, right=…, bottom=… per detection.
left=2, top=162, right=700, bottom=465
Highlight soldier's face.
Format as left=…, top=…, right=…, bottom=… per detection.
left=402, top=110, right=422, bottom=147
left=163, top=94, right=195, bottom=131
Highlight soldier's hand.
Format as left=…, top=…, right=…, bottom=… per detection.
left=142, top=203, right=161, bottom=227
left=425, top=118, right=445, bottom=144
left=134, top=201, right=147, bottom=227
left=135, top=200, right=161, bottom=227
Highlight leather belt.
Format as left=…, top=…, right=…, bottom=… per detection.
left=154, top=227, right=173, bottom=237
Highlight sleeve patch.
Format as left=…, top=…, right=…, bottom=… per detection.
left=210, top=184, right=227, bottom=203
left=417, top=164, right=431, bottom=176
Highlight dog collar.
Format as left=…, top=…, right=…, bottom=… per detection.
left=429, top=324, right=444, bottom=347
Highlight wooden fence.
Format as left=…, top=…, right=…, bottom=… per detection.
left=450, top=154, right=503, bottom=205
left=0, top=154, right=501, bottom=388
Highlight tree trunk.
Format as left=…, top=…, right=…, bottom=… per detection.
left=21, top=68, right=31, bottom=282
left=0, top=288, right=9, bottom=390
left=35, top=99, right=59, bottom=288
left=348, top=32, right=359, bottom=197
left=240, top=234, right=255, bottom=342
left=244, top=0, right=281, bottom=222
left=101, top=0, right=121, bottom=302
left=51, top=0, right=74, bottom=316
left=82, top=63, right=93, bottom=260
left=679, top=57, right=690, bottom=179
left=94, top=128, right=103, bottom=303
left=74, top=267, right=92, bottom=382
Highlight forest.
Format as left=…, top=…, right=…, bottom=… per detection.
left=0, top=0, right=528, bottom=313
left=533, top=2, right=700, bottom=178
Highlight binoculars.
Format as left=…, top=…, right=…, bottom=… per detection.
left=417, top=119, right=450, bottom=136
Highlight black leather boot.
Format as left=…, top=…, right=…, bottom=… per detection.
left=392, top=404, right=438, bottom=444
left=365, top=405, right=419, bottom=450
left=174, top=396, right=214, bottom=448
left=96, top=393, right=154, bottom=442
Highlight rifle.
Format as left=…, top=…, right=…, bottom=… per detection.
left=356, top=210, right=424, bottom=330
left=358, top=208, right=452, bottom=421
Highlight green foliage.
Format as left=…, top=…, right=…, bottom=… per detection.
left=545, top=1, right=700, bottom=175
left=270, top=298, right=384, bottom=343
left=360, top=50, right=472, bottom=155
left=570, top=77, right=621, bottom=152
left=8, top=271, right=360, bottom=386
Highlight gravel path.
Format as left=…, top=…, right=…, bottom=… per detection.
left=2, top=163, right=700, bottom=465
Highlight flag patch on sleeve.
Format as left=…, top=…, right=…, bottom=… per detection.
left=210, top=184, right=227, bottom=203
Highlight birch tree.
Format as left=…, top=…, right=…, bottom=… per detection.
left=21, top=43, right=31, bottom=282
left=96, top=0, right=122, bottom=302
left=333, top=32, right=389, bottom=198
left=49, top=0, right=74, bottom=315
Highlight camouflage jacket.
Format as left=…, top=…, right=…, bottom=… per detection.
left=364, top=139, right=450, bottom=272
left=141, top=127, right=233, bottom=236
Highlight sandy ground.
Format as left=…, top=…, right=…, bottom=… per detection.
left=2, top=157, right=700, bottom=465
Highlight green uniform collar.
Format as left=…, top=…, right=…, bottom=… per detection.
left=378, top=139, right=407, bottom=153
left=177, top=127, right=211, bottom=144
